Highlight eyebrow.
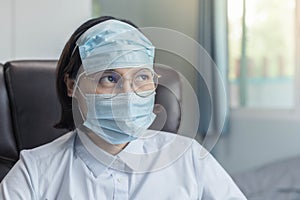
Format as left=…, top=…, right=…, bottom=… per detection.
left=104, top=68, right=143, bottom=74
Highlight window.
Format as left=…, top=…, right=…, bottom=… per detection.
left=228, top=0, right=296, bottom=109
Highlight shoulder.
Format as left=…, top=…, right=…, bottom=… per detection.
left=17, top=131, right=77, bottom=185
left=137, top=129, right=208, bottom=161
left=0, top=131, right=78, bottom=199
left=142, top=130, right=222, bottom=169
left=146, top=132, right=246, bottom=199
left=141, top=129, right=205, bottom=151
left=20, top=131, right=76, bottom=163
left=141, top=129, right=197, bottom=144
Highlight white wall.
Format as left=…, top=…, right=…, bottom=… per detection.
left=0, top=0, right=13, bottom=61
left=99, top=0, right=199, bottom=40
left=0, top=0, right=92, bottom=62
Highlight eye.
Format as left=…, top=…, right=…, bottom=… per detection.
left=102, top=75, right=117, bottom=83
left=134, top=69, right=154, bottom=83
left=98, top=72, right=120, bottom=88
left=136, top=74, right=150, bottom=81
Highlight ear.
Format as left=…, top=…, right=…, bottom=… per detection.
left=64, top=74, right=75, bottom=97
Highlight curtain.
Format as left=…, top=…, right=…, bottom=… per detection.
left=197, top=0, right=229, bottom=150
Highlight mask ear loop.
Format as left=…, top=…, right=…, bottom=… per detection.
left=72, top=71, right=88, bottom=121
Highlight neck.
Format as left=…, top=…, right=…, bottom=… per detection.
left=80, top=126, right=128, bottom=155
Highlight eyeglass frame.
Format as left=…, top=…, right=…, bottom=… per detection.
left=77, top=68, right=161, bottom=99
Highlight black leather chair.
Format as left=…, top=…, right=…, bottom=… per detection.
left=0, top=60, right=182, bottom=181
left=0, top=63, right=17, bottom=181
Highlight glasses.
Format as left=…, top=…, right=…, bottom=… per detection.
left=83, top=68, right=160, bottom=98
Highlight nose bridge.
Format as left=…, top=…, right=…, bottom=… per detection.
left=121, top=77, right=133, bottom=93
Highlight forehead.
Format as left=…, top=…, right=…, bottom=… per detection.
left=108, top=67, right=143, bottom=75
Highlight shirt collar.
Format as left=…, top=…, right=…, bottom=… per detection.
left=75, top=128, right=146, bottom=177
left=75, top=128, right=187, bottom=176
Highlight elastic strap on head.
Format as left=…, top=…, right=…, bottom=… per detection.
left=72, top=71, right=88, bottom=121
left=72, top=71, right=87, bottom=99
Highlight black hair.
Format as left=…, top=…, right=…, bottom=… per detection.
left=54, top=16, right=139, bottom=130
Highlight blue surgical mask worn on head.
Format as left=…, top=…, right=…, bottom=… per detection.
left=75, top=19, right=155, bottom=75
left=81, top=90, right=156, bottom=144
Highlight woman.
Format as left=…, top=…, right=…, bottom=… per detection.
left=0, top=16, right=246, bottom=199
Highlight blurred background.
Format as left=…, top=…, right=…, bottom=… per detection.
left=1, top=0, right=300, bottom=178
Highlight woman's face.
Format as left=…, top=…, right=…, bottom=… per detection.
left=65, top=67, right=158, bottom=119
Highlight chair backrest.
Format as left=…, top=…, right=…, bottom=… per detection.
left=0, top=64, right=18, bottom=181
left=0, top=60, right=183, bottom=181
left=4, top=61, right=68, bottom=150
left=150, top=65, right=182, bottom=133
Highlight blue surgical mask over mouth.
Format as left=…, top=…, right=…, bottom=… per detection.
left=81, top=91, right=157, bottom=144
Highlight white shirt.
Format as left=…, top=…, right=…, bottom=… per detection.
left=0, top=129, right=246, bottom=199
